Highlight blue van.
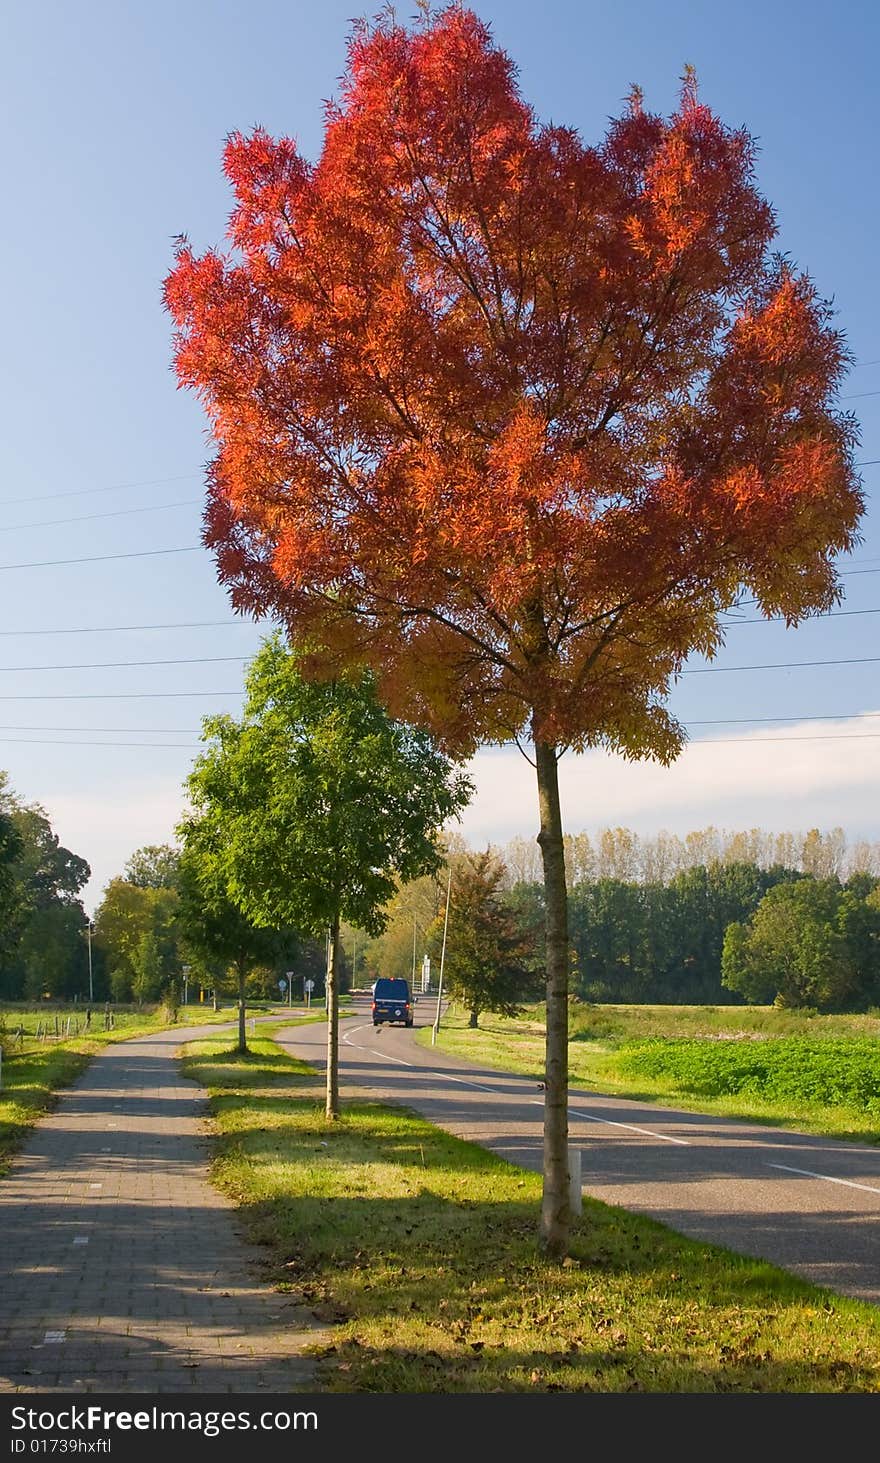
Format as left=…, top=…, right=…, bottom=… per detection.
left=371, top=977, right=414, bottom=1027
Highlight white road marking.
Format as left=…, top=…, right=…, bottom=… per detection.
left=442, top=1073, right=498, bottom=1095
left=43, top=1331, right=65, bottom=1344
left=766, top=1162, right=880, bottom=1196
left=341, top=1024, right=413, bottom=1066
left=345, top=1022, right=689, bottom=1138
left=72, top=1237, right=89, bottom=1246
left=568, top=1107, right=691, bottom=1146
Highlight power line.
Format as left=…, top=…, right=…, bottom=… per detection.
left=686, top=712, right=880, bottom=727
left=0, top=656, right=250, bottom=672
left=682, top=655, right=880, bottom=675
left=689, top=733, right=880, bottom=745
left=4, top=729, right=880, bottom=752
left=842, top=390, right=880, bottom=401
left=724, top=605, right=880, bottom=626
left=0, top=691, right=241, bottom=700
left=0, top=725, right=201, bottom=733
left=0, top=737, right=196, bottom=749
left=0, top=546, right=201, bottom=571
left=0, top=500, right=199, bottom=534
left=0, top=472, right=203, bottom=508
left=0, top=620, right=241, bottom=638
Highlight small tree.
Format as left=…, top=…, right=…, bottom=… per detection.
left=432, top=850, right=535, bottom=1027
left=177, top=833, right=295, bottom=1053
left=181, top=635, right=471, bottom=1111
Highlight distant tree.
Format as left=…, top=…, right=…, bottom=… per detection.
left=722, top=878, right=876, bottom=1010
left=177, top=832, right=300, bottom=1053
left=180, top=635, right=471, bottom=1114
left=131, top=929, right=171, bottom=1005
left=0, top=778, right=91, bottom=998
left=0, top=801, right=23, bottom=961
left=93, top=880, right=180, bottom=1001
left=124, top=844, right=181, bottom=890
left=431, top=851, right=535, bottom=1027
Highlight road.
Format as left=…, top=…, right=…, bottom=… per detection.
left=277, top=995, right=880, bottom=1305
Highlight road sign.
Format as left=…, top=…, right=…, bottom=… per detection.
left=305, top=979, right=315, bottom=992
left=278, top=978, right=287, bottom=992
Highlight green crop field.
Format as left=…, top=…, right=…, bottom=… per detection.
left=418, top=1004, right=880, bottom=1143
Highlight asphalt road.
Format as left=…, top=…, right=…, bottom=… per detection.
left=277, top=996, right=880, bottom=1305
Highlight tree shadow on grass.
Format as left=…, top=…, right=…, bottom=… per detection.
left=206, top=1093, right=880, bottom=1394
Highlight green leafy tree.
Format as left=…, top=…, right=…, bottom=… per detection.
left=722, top=878, right=874, bottom=1010
left=0, top=800, right=24, bottom=962
left=131, top=929, right=172, bottom=1004
left=0, top=778, right=91, bottom=998
left=93, top=880, right=180, bottom=1001
left=431, top=851, right=536, bottom=1028
left=181, top=635, right=471, bottom=1116
left=124, top=844, right=181, bottom=890
left=177, top=832, right=301, bottom=1053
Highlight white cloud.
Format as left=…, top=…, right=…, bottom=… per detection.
left=458, top=712, right=880, bottom=846
left=34, top=712, right=880, bottom=914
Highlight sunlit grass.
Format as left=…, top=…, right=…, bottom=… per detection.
left=183, top=1034, right=880, bottom=1394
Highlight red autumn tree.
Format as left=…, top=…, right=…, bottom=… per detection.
left=165, top=7, right=862, bottom=1255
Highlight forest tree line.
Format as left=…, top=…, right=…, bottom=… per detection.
left=3, top=758, right=880, bottom=1015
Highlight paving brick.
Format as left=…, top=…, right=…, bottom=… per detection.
left=0, top=1024, right=323, bottom=1394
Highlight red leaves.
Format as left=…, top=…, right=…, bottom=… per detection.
left=165, top=6, right=862, bottom=758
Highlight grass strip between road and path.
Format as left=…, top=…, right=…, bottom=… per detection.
left=181, top=1031, right=880, bottom=1393
left=417, top=1006, right=880, bottom=1145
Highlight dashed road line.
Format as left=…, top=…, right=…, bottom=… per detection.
left=766, top=1162, right=880, bottom=1196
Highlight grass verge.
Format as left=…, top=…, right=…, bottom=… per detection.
left=182, top=1033, right=880, bottom=1393
left=417, top=1007, right=880, bottom=1144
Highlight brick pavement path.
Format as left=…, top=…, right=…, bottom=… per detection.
left=0, top=1023, right=322, bottom=1394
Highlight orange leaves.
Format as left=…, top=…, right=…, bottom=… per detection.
left=165, top=6, right=862, bottom=760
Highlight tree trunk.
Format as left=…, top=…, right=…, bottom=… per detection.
left=325, top=912, right=340, bottom=1119
left=237, top=958, right=247, bottom=1055
left=534, top=739, right=570, bottom=1258
left=468, top=1009, right=479, bottom=1029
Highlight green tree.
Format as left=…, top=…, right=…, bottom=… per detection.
left=181, top=635, right=471, bottom=1116
left=93, top=880, right=180, bottom=1001
left=124, top=844, right=181, bottom=890
left=177, top=832, right=300, bottom=1054
left=131, top=929, right=171, bottom=1004
left=0, top=778, right=91, bottom=998
left=722, top=879, right=871, bottom=1010
left=431, top=851, right=535, bottom=1028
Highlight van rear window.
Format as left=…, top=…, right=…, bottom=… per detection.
left=374, top=979, right=410, bottom=998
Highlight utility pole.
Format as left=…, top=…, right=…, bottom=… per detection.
left=86, top=919, right=94, bottom=1003
left=411, top=915, right=417, bottom=985
left=431, top=865, right=452, bottom=1047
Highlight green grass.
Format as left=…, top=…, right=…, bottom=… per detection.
left=182, top=1033, right=880, bottom=1393
left=416, top=1005, right=880, bottom=1144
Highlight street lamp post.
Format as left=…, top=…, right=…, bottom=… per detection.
left=86, top=920, right=94, bottom=1003
left=431, top=866, right=452, bottom=1047
left=182, top=965, right=190, bottom=1009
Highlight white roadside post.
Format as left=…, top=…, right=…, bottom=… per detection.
left=431, top=865, right=452, bottom=1047
left=569, top=1148, right=582, bottom=1216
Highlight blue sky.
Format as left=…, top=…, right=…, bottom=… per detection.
left=2, top=0, right=879, bottom=911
